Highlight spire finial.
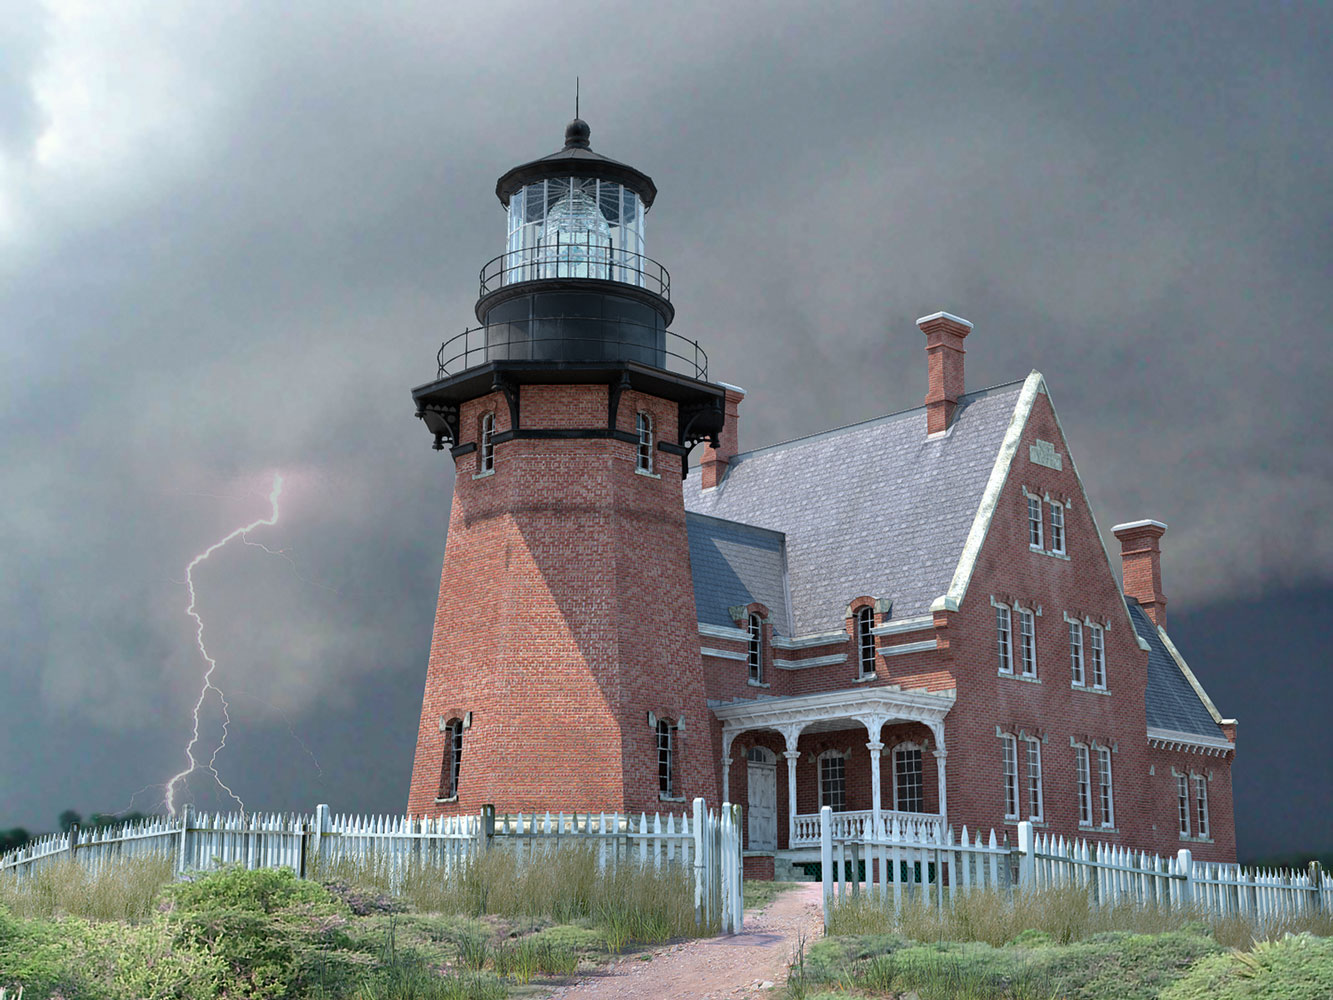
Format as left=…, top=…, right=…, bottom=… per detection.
left=576, top=76, right=580, bottom=119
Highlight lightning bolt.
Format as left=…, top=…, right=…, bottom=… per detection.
left=165, top=473, right=284, bottom=816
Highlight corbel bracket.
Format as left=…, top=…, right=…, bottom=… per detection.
left=416, top=404, right=460, bottom=452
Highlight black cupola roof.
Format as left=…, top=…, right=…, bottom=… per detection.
left=494, top=119, right=657, bottom=209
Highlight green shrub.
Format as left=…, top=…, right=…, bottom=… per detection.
left=1162, top=932, right=1333, bottom=1000
left=165, top=864, right=335, bottom=914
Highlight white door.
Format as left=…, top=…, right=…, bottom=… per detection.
left=747, top=751, right=777, bottom=851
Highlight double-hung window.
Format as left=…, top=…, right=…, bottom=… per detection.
left=479, top=413, right=496, bottom=473
left=636, top=412, right=654, bottom=473
left=893, top=744, right=924, bottom=812
left=996, top=605, right=1013, bottom=674
left=438, top=718, right=464, bottom=800
left=1018, top=608, right=1037, bottom=677
left=1049, top=502, right=1065, bottom=554
left=1194, top=775, right=1209, bottom=838
left=1028, top=495, right=1043, bottom=548
left=1089, top=624, right=1106, bottom=689
left=747, top=614, right=764, bottom=684
left=856, top=607, right=876, bottom=678
left=1075, top=745, right=1092, bottom=826
left=657, top=719, right=677, bottom=797
left=1069, top=620, right=1085, bottom=685
left=1098, top=747, right=1114, bottom=828
left=1024, top=737, right=1043, bottom=821
left=1177, top=774, right=1191, bottom=837
left=1001, top=734, right=1019, bottom=819
left=819, top=754, right=846, bottom=812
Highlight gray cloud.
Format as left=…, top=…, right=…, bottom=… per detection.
left=3, top=0, right=1330, bottom=834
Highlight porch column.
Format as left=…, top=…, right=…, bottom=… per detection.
left=933, top=749, right=948, bottom=826
left=779, top=723, right=803, bottom=848
left=867, top=741, right=885, bottom=823
left=721, top=728, right=738, bottom=804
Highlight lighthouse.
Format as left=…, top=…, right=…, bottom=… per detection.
left=407, top=119, right=726, bottom=816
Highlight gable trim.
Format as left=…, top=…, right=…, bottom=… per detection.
left=932, top=371, right=1044, bottom=613
left=1155, top=625, right=1226, bottom=726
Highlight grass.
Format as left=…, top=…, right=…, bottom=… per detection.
left=744, top=880, right=798, bottom=911
left=0, top=853, right=174, bottom=922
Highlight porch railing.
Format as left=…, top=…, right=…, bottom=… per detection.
left=792, top=808, right=943, bottom=846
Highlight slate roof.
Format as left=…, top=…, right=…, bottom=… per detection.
left=1127, top=601, right=1226, bottom=740
left=683, top=380, right=1027, bottom=634
left=685, top=513, right=791, bottom=635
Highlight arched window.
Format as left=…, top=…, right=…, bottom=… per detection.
left=657, top=718, right=677, bottom=797
left=636, top=412, right=654, bottom=473
left=856, top=607, right=876, bottom=678
left=438, top=718, right=464, bottom=800
left=747, top=613, right=764, bottom=684
left=892, top=743, right=924, bottom=812
left=479, top=413, right=496, bottom=473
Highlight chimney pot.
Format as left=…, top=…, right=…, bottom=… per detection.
left=1112, top=519, right=1169, bottom=628
left=700, top=383, right=746, bottom=489
left=917, top=311, right=973, bottom=434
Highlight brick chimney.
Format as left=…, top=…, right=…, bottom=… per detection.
left=700, top=383, right=745, bottom=489
left=1112, top=519, right=1169, bottom=628
left=917, top=311, right=973, bottom=434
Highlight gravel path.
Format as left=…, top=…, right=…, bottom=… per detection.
left=537, top=882, right=823, bottom=1000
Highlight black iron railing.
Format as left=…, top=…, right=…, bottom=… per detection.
left=479, top=239, right=670, bottom=300
left=436, top=317, right=707, bottom=380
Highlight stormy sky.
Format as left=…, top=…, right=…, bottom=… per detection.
left=2, top=1, right=1329, bottom=859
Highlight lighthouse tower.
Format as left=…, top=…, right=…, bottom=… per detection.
left=407, top=119, right=726, bottom=817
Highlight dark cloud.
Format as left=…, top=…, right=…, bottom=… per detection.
left=3, top=1, right=1330, bottom=850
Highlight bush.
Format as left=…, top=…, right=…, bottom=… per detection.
left=1162, top=932, right=1333, bottom=1000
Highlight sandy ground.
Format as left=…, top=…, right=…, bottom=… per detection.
left=535, top=882, right=824, bottom=1000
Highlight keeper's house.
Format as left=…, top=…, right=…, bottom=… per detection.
left=406, top=120, right=1237, bottom=876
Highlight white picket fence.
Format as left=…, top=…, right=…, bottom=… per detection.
left=0, top=799, right=743, bottom=933
left=820, top=809, right=1332, bottom=931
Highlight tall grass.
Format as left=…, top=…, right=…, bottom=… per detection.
left=826, top=882, right=1333, bottom=949
left=0, top=855, right=174, bottom=922
left=316, top=844, right=709, bottom=942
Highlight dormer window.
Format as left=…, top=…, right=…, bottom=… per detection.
left=479, top=412, right=496, bottom=473
left=747, top=613, right=764, bottom=684
left=636, top=412, right=654, bottom=473
left=1049, top=502, right=1065, bottom=554
left=1028, top=495, right=1043, bottom=548
left=856, top=607, right=876, bottom=678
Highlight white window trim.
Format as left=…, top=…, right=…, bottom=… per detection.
left=1024, top=736, right=1044, bottom=822
left=1075, top=744, right=1093, bottom=827
left=1018, top=607, right=1037, bottom=678
left=994, top=599, right=1014, bottom=675
left=1176, top=772, right=1191, bottom=838
left=1089, top=623, right=1106, bottom=690
left=635, top=411, right=659, bottom=478
left=892, top=741, right=924, bottom=813
left=1097, top=745, right=1114, bottom=829
left=817, top=749, right=848, bottom=813
left=474, top=412, right=497, bottom=479
left=1067, top=615, right=1085, bottom=686
left=856, top=607, right=876, bottom=678
left=1193, top=773, right=1209, bottom=839
left=657, top=717, right=678, bottom=800
left=1027, top=494, right=1043, bottom=550
left=1049, top=500, right=1066, bottom=555
left=747, top=614, right=764, bottom=685
left=437, top=717, right=464, bottom=802
left=1001, top=733, right=1020, bottom=820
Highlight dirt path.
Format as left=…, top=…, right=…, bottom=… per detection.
left=537, top=882, right=823, bottom=1000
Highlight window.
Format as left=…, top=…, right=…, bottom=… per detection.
left=657, top=719, right=676, bottom=797
left=1194, top=775, right=1209, bottom=838
left=1069, top=620, right=1085, bottom=685
left=996, top=605, right=1013, bottom=674
left=1028, top=495, right=1043, bottom=548
left=438, top=718, right=464, bottom=800
left=1001, top=734, right=1019, bottom=819
left=819, top=754, right=846, bottom=812
left=1025, top=737, right=1044, bottom=821
left=1177, top=774, right=1191, bottom=837
left=893, top=744, right=924, bottom=812
left=1049, top=502, right=1065, bottom=554
left=1075, top=745, right=1092, bottom=826
left=1089, top=625, right=1106, bottom=689
left=747, top=614, right=764, bottom=684
left=636, top=411, right=654, bottom=473
left=479, top=413, right=495, bottom=473
left=856, top=607, right=876, bottom=678
left=1098, top=747, right=1114, bottom=828
left=1018, top=608, right=1037, bottom=677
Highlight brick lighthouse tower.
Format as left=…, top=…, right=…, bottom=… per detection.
left=406, top=119, right=726, bottom=817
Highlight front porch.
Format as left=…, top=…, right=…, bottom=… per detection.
left=712, top=686, right=955, bottom=861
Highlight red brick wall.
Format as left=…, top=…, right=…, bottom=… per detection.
left=406, top=384, right=719, bottom=817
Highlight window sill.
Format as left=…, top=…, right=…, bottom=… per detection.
left=747, top=679, right=770, bottom=688
left=1029, top=543, right=1044, bottom=552
left=1072, top=683, right=1111, bottom=696
left=999, top=671, right=1041, bottom=684
left=1040, top=549, right=1071, bottom=561
left=635, top=467, right=662, bottom=480
left=853, top=673, right=878, bottom=683
left=1004, top=818, right=1047, bottom=828
left=659, top=794, right=686, bottom=803
left=471, top=469, right=495, bottom=481
left=1179, top=834, right=1214, bottom=844
left=435, top=796, right=458, bottom=804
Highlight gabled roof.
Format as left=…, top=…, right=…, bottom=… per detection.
left=685, top=512, right=791, bottom=635
left=1126, top=601, right=1227, bottom=740
left=684, top=377, right=1030, bottom=634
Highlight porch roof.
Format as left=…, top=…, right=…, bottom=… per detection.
left=709, top=684, right=955, bottom=735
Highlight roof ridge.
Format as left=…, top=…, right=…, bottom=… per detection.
left=708, top=375, right=1030, bottom=465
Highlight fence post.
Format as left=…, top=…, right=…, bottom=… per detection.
left=176, top=804, right=193, bottom=877
left=67, top=824, right=78, bottom=866
left=820, top=805, right=833, bottom=930
left=692, top=798, right=706, bottom=928
left=1017, top=821, right=1034, bottom=892
left=1310, top=861, right=1323, bottom=915
left=1176, top=848, right=1193, bottom=909
left=481, top=804, right=495, bottom=854
left=311, top=804, right=331, bottom=877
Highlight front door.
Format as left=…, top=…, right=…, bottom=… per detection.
left=747, top=749, right=777, bottom=851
